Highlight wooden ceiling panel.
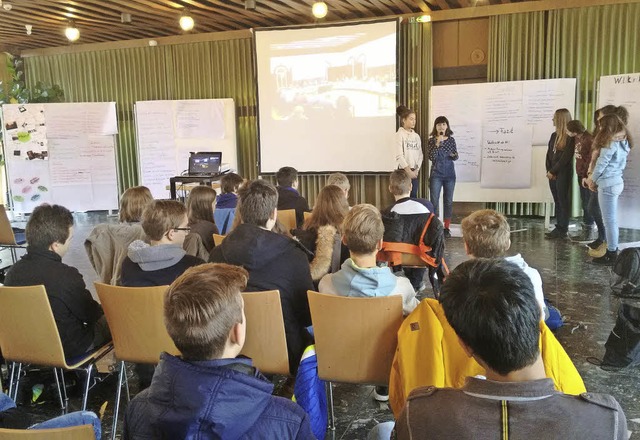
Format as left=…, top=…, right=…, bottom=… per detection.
left=0, top=0, right=536, bottom=52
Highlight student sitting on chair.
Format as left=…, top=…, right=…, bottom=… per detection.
left=380, top=169, right=444, bottom=294
left=374, top=259, right=627, bottom=440
left=209, top=179, right=314, bottom=374
left=215, top=172, right=244, bottom=235
left=123, top=263, right=314, bottom=439
left=185, top=185, right=219, bottom=254
left=5, top=204, right=110, bottom=358
left=461, top=209, right=549, bottom=321
left=276, top=166, right=310, bottom=228
left=326, top=172, right=350, bottom=202
left=85, top=186, right=152, bottom=285
left=121, top=200, right=204, bottom=287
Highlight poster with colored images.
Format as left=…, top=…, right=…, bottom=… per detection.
left=2, top=104, right=48, bottom=160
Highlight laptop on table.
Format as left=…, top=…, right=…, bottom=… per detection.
left=187, top=152, right=222, bottom=177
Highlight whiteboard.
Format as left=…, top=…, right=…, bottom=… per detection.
left=598, top=73, right=640, bottom=230
left=135, top=99, right=237, bottom=199
left=430, top=78, right=576, bottom=203
left=1, top=102, right=119, bottom=213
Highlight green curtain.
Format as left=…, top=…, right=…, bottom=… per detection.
left=23, top=22, right=432, bottom=209
left=23, top=23, right=432, bottom=208
left=488, top=3, right=640, bottom=218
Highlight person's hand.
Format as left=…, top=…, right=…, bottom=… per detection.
left=581, top=177, right=588, bottom=188
left=450, top=152, right=458, bottom=160
left=411, top=169, right=419, bottom=179
left=586, top=177, right=597, bottom=192
left=546, top=172, right=556, bottom=180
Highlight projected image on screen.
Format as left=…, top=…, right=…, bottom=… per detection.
left=255, top=21, right=398, bottom=173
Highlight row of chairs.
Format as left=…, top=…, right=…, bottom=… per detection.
left=0, top=284, right=402, bottom=439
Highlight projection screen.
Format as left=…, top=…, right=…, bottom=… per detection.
left=255, top=20, right=398, bottom=173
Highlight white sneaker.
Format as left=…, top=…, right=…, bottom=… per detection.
left=373, top=386, right=389, bottom=402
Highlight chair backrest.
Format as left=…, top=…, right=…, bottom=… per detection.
left=308, top=290, right=403, bottom=385
left=401, top=253, right=428, bottom=267
left=213, top=234, right=226, bottom=246
left=278, top=209, right=297, bottom=232
left=0, top=424, right=95, bottom=440
left=303, top=211, right=312, bottom=222
left=95, top=283, right=179, bottom=364
left=240, top=290, right=289, bottom=375
left=0, top=205, right=18, bottom=246
left=0, top=285, right=68, bottom=368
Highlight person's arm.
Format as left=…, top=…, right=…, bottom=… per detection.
left=427, top=137, right=437, bottom=162
left=550, top=136, right=575, bottom=175
left=546, top=133, right=555, bottom=172
left=292, top=250, right=314, bottom=327
left=66, top=268, right=104, bottom=324
left=448, top=137, right=459, bottom=161
left=590, top=144, right=616, bottom=184
left=395, top=131, right=409, bottom=170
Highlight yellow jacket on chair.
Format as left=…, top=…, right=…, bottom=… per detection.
left=389, top=298, right=586, bottom=417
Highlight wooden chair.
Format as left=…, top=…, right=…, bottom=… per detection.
left=303, top=211, right=312, bottom=222
left=0, top=204, right=26, bottom=265
left=95, top=283, right=179, bottom=440
left=241, top=290, right=289, bottom=375
left=0, top=424, right=96, bottom=440
left=213, top=234, right=226, bottom=246
left=307, top=291, right=403, bottom=432
left=278, top=209, right=297, bottom=232
left=0, top=285, right=113, bottom=412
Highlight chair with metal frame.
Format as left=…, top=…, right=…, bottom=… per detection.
left=0, top=204, right=26, bottom=265
left=213, top=233, right=225, bottom=246
left=95, top=282, right=179, bottom=440
left=240, top=290, right=290, bottom=376
left=0, top=285, right=113, bottom=413
left=307, top=290, right=403, bottom=435
left=278, top=209, right=297, bottom=233
left=0, top=424, right=96, bottom=440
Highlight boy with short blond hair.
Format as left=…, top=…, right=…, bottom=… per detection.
left=124, top=263, right=313, bottom=439
left=327, top=172, right=350, bottom=199
left=319, top=203, right=418, bottom=315
left=461, top=209, right=547, bottom=319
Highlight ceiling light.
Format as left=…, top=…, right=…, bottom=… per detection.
left=179, top=9, right=195, bottom=31
left=65, top=21, right=80, bottom=42
left=416, top=15, right=431, bottom=23
left=25, top=24, right=32, bottom=35
left=312, top=2, right=328, bottom=19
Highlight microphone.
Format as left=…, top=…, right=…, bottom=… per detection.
left=439, top=131, right=444, bottom=136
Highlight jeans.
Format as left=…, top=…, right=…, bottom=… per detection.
left=0, top=393, right=101, bottom=439
left=429, top=175, right=455, bottom=219
left=368, top=421, right=395, bottom=440
left=598, top=183, right=624, bottom=251
left=588, top=190, right=606, bottom=241
left=578, top=182, right=594, bottom=226
left=410, top=178, right=418, bottom=198
left=548, top=174, right=571, bottom=232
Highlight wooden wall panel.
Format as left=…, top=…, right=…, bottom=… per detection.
left=433, top=17, right=488, bottom=85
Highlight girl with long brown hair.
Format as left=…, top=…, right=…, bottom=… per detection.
left=185, top=185, right=219, bottom=253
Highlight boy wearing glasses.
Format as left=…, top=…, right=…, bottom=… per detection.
left=121, top=200, right=204, bottom=287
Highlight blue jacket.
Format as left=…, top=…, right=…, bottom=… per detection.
left=123, top=354, right=314, bottom=440
left=592, top=139, right=631, bottom=189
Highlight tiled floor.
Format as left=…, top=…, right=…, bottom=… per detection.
left=2, top=212, right=639, bottom=439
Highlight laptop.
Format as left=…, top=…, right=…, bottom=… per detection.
left=187, top=152, right=222, bottom=177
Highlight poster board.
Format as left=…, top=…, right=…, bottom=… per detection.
left=598, top=73, right=640, bottom=230
left=430, top=78, right=576, bottom=203
left=1, top=102, right=119, bottom=213
left=134, top=99, right=237, bottom=199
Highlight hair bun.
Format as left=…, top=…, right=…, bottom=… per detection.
left=396, top=105, right=407, bottom=116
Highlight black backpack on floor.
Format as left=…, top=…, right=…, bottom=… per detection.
left=610, top=248, right=640, bottom=298
left=602, top=303, right=640, bottom=368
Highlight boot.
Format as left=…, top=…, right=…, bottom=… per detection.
left=587, top=238, right=604, bottom=250
left=592, top=249, right=618, bottom=265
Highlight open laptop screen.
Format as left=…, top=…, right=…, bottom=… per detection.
left=188, top=152, right=222, bottom=175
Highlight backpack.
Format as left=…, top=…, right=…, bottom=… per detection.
left=602, top=303, right=640, bottom=368
left=610, top=247, right=640, bottom=298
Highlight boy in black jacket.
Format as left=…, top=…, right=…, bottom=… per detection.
left=5, top=204, right=110, bottom=358
left=276, top=166, right=310, bottom=228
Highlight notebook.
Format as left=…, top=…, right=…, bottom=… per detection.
left=187, top=152, right=222, bottom=177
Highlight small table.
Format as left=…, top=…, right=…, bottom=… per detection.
left=169, top=176, right=220, bottom=200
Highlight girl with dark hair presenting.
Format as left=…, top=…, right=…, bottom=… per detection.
left=427, top=116, right=458, bottom=238
left=395, top=105, right=423, bottom=198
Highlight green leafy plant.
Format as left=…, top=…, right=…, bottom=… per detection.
left=0, top=53, right=64, bottom=104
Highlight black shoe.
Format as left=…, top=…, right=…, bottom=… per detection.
left=592, top=249, right=618, bottom=265
left=443, top=228, right=451, bottom=238
left=570, top=227, right=596, bottom=242
left=587, top=238, right=604, bottom=250
left=545, top=228, right=567, bottom=239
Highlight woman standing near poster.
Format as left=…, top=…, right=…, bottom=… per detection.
left=545, top=108, right=575, bottom=240
left=427, top=116, right=458, bottom=238
left=395, top=105, right=422, bottom=198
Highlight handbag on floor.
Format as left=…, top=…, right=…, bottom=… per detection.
left=610, top=247, right=640, bottom=298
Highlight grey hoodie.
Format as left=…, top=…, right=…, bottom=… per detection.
left=504, top=254, right=548, bottom=320
left=127, top=240, right=187, bottom=272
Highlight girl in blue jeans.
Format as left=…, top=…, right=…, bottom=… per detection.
left=586, top=113, right=632, bottom=265
left=427, top=116, right=458, bottom=237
